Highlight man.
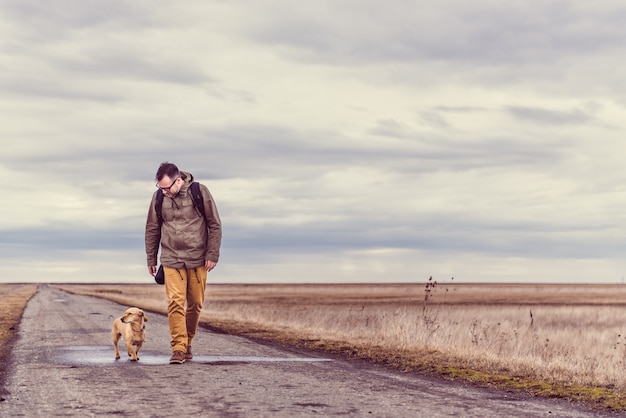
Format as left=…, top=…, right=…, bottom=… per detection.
left=145, top=162, right=222, bottom=364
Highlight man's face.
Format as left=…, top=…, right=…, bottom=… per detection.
left=157, top=175, right=181, bottom=197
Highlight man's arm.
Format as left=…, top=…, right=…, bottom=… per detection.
left=145, top=191, right=161, bottom=270
left=200, top=185, right=222, bottom=264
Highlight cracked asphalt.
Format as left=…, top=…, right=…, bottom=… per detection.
left=0, top=285, right=614, bottom=417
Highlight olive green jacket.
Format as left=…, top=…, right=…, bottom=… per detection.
left=145, top=171, right=222, bottom=269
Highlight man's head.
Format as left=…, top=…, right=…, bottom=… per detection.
left=155, top=162, right=182, bottom=197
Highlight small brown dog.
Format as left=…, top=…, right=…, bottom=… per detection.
left=112, top=307, right=148, bottom=361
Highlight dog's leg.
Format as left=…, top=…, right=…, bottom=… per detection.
left=112, top=329, right=121, bottom=360
left=135, top=341, right=143, bottom=360
left=126, top=340, right=138, bottom=361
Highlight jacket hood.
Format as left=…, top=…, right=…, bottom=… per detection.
left=180, top=171, right=194, bottom=184
left=176, top=171, right=194, bottom=196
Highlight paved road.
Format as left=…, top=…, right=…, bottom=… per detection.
left=0, top=285, right=613, bottom=417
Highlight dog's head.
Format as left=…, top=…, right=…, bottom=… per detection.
left=122, top=307, right=148, bottom=325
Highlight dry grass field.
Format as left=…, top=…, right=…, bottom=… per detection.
left=0, top=284, right=38, bottom=397
left=4, top=281, right=626, bottom=410
left=0, top=284, right=38, bottom=354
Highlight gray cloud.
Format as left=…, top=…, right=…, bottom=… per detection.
left=0, top=227, right=143, bottom=252
left=53, top=50, right=215, bottom=85
left=1, top=0, right=160, bottom=37
left=249, top=2, right=626, bottom=66
left=506, top=106, right=597, bottom=126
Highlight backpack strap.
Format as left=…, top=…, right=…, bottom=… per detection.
left=190, top=182, right=205, bottom=219
left=155, top=189, right=164, bottom=225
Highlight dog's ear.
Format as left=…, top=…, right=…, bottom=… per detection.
left=123, top=311, right=132, bottom=321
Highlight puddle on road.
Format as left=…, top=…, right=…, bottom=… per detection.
left=52, top=346, right=332, bottom=367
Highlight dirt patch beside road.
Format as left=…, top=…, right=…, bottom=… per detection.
left=0, top=284, right=38, bottom=398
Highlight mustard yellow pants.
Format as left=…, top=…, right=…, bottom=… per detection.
left=163, top=266, right=207, bottom=353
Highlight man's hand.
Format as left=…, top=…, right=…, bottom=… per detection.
left=148, top=265, right=157, bottom=275
left=205, top=260, right=217, bottom=272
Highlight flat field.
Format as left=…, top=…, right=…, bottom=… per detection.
left=7, top=282, right=626, bottom=409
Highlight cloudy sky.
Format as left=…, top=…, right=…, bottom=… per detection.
left=2, top=1, right=626, bottom=284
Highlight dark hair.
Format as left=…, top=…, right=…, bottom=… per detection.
left=155, top=162, right=180, bottom=182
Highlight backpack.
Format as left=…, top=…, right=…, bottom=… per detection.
left=155, top=181, right=205, bottom=225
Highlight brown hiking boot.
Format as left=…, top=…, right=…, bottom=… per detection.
left=169, top=351, right=186, bottom=364
left=185, top=347, right=193, bottom=360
